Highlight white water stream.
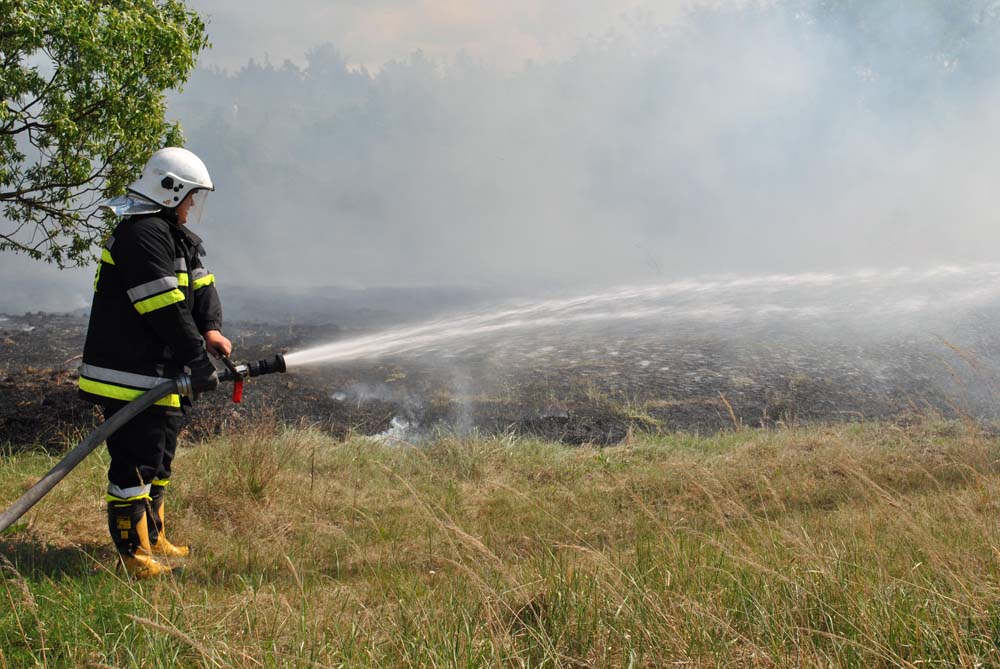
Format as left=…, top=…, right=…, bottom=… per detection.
left=282, top=265, right=1000, bottom=369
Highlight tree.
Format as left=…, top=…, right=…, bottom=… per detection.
left=1, top=0, right=207, bottom=266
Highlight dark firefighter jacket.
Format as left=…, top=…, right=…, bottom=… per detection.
left=79, top=212, right=222, bottom=413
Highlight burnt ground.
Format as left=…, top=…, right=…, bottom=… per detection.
left=1, top=309, right=998, bottom=452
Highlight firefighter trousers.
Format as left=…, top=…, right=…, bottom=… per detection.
left=101, top=404, right=184, bottom=493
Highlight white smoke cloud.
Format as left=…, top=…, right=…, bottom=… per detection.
left=7, top=0, right=1000, bottom=313
left=189, top=0, right=688, bottom=71
left=165, top=1, right=1000, bottom=295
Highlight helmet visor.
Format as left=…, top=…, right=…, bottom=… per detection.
left=185, top=188, right=210, bottom=227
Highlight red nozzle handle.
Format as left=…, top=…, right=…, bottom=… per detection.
left=232, top=380, right=244, bottom=403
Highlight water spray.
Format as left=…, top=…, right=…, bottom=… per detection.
left=280, top=265, right=1000, bottom=369
left=0, top=354, right=287, bottom=534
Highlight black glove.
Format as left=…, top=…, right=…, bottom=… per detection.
left=186, top=353, right=219, bottom=395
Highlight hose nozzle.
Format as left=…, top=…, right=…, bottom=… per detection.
left=218, top=353, right=287, bottom=383
left=247, top=353, right=286, bottom=378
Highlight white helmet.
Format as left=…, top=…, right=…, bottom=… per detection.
left=129, top=146, right=214, bottom=205
left=101, top=147, right=214, bottom=223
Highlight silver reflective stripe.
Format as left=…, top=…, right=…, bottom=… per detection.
left=191, top=267, right=209, bottom=280
left=174, top=258, right=187, bottom=271
left=79, top=363, right=167, bottom=389
left=126, top=276, right=179, bottom=302
left=105, top=236, right=115, bottom=250
left=108, top=483, right=151, bottom=499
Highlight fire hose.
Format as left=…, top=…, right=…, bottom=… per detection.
left=0, top=354, right=286, bottom=534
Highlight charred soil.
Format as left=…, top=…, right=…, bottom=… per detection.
left=0, top=311, right=985, bottom=451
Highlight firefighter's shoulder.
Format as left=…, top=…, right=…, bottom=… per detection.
left=114, top=215, right=174, bottom=248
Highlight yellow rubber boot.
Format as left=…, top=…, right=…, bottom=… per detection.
left=108, top=499, right=172, bottom=579
left=148, top=484, right=189, bottom=558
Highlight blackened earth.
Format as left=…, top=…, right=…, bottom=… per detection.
left=1, top=309, right=998, bottom=452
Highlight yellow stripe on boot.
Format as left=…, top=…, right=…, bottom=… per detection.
left=149, top=486, right=189, bottom=558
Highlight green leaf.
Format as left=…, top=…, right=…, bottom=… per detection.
left=0, top=0, right=208, bottom=267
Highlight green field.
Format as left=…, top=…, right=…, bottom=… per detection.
left=3, top=420, right=1000, bottom=668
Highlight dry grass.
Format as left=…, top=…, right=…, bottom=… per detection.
left=2, top=418, right=1000, bottom=667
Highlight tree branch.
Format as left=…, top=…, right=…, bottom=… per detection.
left=0, top=119, right=55, bottom=137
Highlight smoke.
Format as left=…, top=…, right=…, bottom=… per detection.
left=0, top=254, right=91, bottom=314
left=185, top=0, right=687, bottom=71
left=165, top=0, right=1000, bottom=297
left=5, top=1, right=1000, bottom=314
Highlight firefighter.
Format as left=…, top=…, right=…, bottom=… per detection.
left=80, top=147, right=232, bottom=578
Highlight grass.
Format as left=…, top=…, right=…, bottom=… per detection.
left=2, top=419, right=1000, bottom=667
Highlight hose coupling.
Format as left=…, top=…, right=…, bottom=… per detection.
left=175, top=374, right=194, bottom=398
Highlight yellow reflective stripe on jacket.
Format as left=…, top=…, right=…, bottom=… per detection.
left=101, top=248, right=115, bottom=265
left=177, top=271, right=189, bottom=287
left=133, top=288, right=185, bottom=315
left=151, top=479, right=170, bottom=487
left=193, top=273, right=215, bottom=290
left=78, top=377, right=181, bottom=408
